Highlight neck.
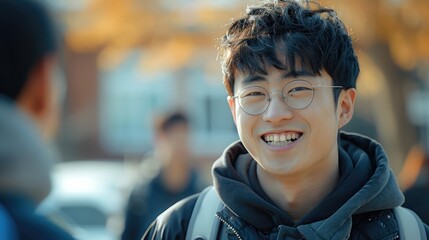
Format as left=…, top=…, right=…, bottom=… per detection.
left=161, top=158, right=192, bottom=192
left=257, top=154, right=339, bottom=222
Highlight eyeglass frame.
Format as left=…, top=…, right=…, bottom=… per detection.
left=230, top=79, right=344, bottom=115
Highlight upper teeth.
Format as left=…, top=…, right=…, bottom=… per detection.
left=264, top=133, right=300, bottom=142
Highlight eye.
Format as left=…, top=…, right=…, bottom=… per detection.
left=286, top=85, right=313, bottom=98
left=289, top=86, right=312, bottom=92
left=238, top=86, right=268, bottom=101
left=243, top=91, right=266, bottom=97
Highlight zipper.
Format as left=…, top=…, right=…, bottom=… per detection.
left=216, top=213, right=243, bottom=240
left=387, top=234, right=399, bottom=240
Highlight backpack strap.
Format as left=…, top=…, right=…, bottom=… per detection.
left=186, top=186, right=222, bottom=240
left=394, top=206, right=427, bottom=240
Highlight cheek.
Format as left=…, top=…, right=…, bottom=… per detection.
left=236, top=112, right=257, bottom=142
left=305, top=97, right=338, bottom=137
left=235, top=114, right=247, bottom=139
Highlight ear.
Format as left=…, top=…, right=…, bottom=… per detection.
left=17, top=56, right=56, bottom=136
left=227, top=96, right=237, bottom=125
left=337, top=88, right=356, bottom=129
left=18, top=57, right=52, bottom=116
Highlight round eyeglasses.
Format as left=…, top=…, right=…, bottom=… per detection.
left=231, top=79, right=344, bottom=115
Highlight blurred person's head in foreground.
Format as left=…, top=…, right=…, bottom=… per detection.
left=0, top=0, right=62, bottom=204
left=0, top=1, right=74, bottom=239
left=0, top=0, right=61, bottom=140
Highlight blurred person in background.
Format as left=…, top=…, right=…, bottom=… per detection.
left=0, top=0, right=74, bottom=239
left=143, top=0, right=429, bottom=239
left=399, top=145, right=429, bottom=224
left=121, top=111, right=204, bottom=240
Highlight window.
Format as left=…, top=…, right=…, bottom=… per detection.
left=99, top=50, right=238, bottom=156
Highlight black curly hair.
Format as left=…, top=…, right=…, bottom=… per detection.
left=0, top=0, right=57, bottom=100
left=219, top=0, right=359, bottom=103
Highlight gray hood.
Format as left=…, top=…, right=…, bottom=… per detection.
left=298, top=132, right=404, bottom=239
left=0, top=98, right=53, bottom=204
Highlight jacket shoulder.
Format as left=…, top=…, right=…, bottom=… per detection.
left=142, top=193, right=199, bottom=240
left=350, top=208, right=429, bottom=239
left=350, top=209, right=399, bottom=239
left=425, top=223, right=429, bottom=238
left=16, top=212, right=75, bottom=240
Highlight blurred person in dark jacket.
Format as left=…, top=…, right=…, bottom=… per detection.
left=0, top=0, right=74, bottom=239
left=121, top=111, right=204, bottom=240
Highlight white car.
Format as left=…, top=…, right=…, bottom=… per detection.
left=38, top=160, right=131, bottom=240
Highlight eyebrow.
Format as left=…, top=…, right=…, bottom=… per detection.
left=283, top=70, right=316, bottom=78
left=241, top=70, right=317, bottom=85
left=241, top=75, right=265, bottom=84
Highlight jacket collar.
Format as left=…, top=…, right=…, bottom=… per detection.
left=0, top=98, right=53, bottom=204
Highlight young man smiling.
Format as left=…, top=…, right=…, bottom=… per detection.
left=143, top=0, right=429, bottom=239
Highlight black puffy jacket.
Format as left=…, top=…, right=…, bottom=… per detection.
left=143, top=132, right=429, bottom=239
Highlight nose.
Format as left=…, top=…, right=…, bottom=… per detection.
left=262, top=90, right=294, bottom=122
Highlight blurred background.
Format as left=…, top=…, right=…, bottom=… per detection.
left=32, top=0, right=429, bottom=239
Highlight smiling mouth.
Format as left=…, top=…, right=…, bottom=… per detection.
left=262, top=132, right=303, bottom=147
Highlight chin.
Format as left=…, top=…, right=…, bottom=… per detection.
left=259, top=160, right=295, bottom=175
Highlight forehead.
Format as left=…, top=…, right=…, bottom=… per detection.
left=234, top=67, right=332, bottom=89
